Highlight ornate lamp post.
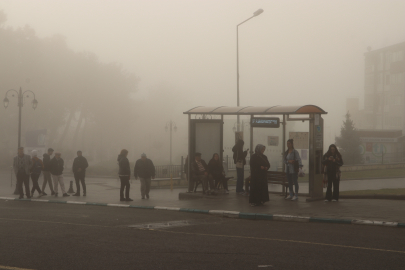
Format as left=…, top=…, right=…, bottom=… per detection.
left=236, top=8, right=264, bottom=131
left=3, top=87, right=38, bottom=148
left=4, top=87, right=38, bottom=195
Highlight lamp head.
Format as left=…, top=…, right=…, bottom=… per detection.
left=32, top=99, right=38, bottom=110
left=253, top=9, right=264, bottom=16
left=3, top=97, right=9, bottom=109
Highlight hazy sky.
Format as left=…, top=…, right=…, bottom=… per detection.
left=1, top=0, right=405, bottom=138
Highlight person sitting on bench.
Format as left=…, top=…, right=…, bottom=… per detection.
left=191, top=152, right=214, bottom=194
left=208, top=153, right=229, bottom=194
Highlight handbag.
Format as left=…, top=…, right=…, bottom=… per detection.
left=236, top=151, right=244, bottom=168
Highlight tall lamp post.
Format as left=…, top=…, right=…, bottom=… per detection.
left=236, top=8, right=264, bottom=131
left=3, top=87, right=38, bottom=148
left=4, top=87, right=38, bottom=195
left=165, top=120, right=177, bottom=166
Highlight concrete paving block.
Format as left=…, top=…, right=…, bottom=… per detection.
left=309, top=217, right=352, bottom=224
left=165, top=207, right=181, bottom=211
left=255, top=213, right=273, bottom=220
left=192, top=209, right=209, bottom=214
left=130, top=205, right=154, bottom=209
left=239, top=212, right=256, bottom=220
left=370, top=221, right=398, bottom=227
left=86, top=202, right=107, bottom=206
left=0, top=197, right=16, bottom=200
left=154, top=206, right=167, bottom=210
left=30, top=199, right=49, bottom=203
left=222, top=211, right=240, bottom=218
left=397, top=223, right=405, bottom=228
left=209, top=210, right=225, bottom=216
left=48, top=200, right=67, bottom=204
left=273, top=214, right=310, bottom=222
left=352, top=219, right=374, bottom=225
left=107, top=204, right=130, bottom=208
left=66, top=201, right=87, bottom=205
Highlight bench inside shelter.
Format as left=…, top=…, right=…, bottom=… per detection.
left=267, top=171, right=288, bottom=197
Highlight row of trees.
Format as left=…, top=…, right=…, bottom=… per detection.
left=0, top=10, right=139, bottom=166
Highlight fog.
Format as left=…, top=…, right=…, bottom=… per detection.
left=1, top=0, right=404, bottom=168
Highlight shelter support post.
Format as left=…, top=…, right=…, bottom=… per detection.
left=282, top=114, right=286, bottom=194
left=308, top=113, right=324, bottom=199
left=250, top=115, right=254, bottom=158
left=187, top=114, right=191, bottom=188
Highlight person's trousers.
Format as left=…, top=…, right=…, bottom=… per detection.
left=52, top=174, right=66, bottom=194
left=16, top=171, right=30, bottom=198
left=287, top=173, right=299, bottom=196
left=325, top=171, right=339, bottom=201
left=42, top=171, right=54, bottom=193
left=236, top=167, right=244, bottom=192
left=119, top=176, right=130, bottom=199
left=195, top=174, right=214, bottom=192
left=74, top=172, right=86, bottom=195
left=139, top=177, right=151, bottom=198
left=188, top=174, right=195, bottom=192
left=213, top=174, right=228, bottom=190
left=31, top=173, right=42, bottom=194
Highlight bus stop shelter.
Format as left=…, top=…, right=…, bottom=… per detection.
left=184, top=105, right=328, bottom=199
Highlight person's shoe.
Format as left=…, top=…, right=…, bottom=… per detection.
left=18, top=196, right=23, bottom=199
left=26, top=196, right=31, bottom=199
left=125, top=198, right=133, bottom=201
left=146, top=194, right=149, bottom=199
left=224, top=189, right=229, bottom=194
left=54, top=193, right=58, bottom=197
left=285, top=195, right=293, bottom=200
left=141, top=197, right=145, bottom=199
left=83, top=193, right=86, bottom=197
left=324, top=199, right=329, bottom=202
left=42, top=192, right=47, bottom=196
left=72, top=193, right=80, bottom=196
left=250, top=203, right=257, bottom=207
left=291, top=195, right=298, bottom=201
left=120, top=198, right=126, bottom=202
left=51, top=192, right=55, bottom=196
left=62, top=193, right=70, bottom=197
left=332, top=199, right=337, bottom=202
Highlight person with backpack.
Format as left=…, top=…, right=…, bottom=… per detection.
left=30, top=150, right=44, bottom=197
left=284, top=139, right=303, bottom=201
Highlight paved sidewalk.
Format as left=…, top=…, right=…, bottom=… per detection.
left=1, top=174, right=405, bottom=223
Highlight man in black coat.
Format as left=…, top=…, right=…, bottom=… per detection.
left=190, top=152, right=214, bottom=194
left=41, top=148, right=55, bottom=196
left=49, top=152, right=69, bottom=197
left=72, top=151, right=89, bottom=196
left=134, top=153, right=155, bottom=199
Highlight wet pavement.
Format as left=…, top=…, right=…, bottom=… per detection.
left=1, top=172, right=404, bottom=223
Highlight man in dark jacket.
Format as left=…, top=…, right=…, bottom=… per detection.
left=41, top=148, right=55, bottom=196
left=134, top=153, right=155, bottom=199
left=49, top=152, right=69, bottom=197
left=13, top=147, right=33, bottom=199
left=190, top=152, right=214, bottom=194
left=72, top=151, right=89, bottom=196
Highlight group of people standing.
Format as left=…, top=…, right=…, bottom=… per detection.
left=231, top=139, right=343, bottom=206
left=13, top=147, right=88, bottom=199
left=117, top=149, right=156, bottom=201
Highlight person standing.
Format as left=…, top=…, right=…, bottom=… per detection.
left=323, top=144, right=344, bottom=202
left=232, top=140, right=248, bottom=194
left=118, top=149, right=133, bottom=202
left=134, top=153, right=155, bottom=199
left=41, top=148, right=55, bottom=196
left=30, top=150, right=44, bottom=197
left=249, top=144, right=270, bottom=206
left=13, top=147, right=33, bottom=199
left=50, top=152, right=69, bottom=197
left=208, top=153, right=229, bottom=193
left=72, top=151, right=89, bottom=197
left=284, top=139, right=303, bottom=201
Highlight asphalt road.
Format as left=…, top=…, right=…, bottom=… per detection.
left=0, top=200, right=404, bottom=270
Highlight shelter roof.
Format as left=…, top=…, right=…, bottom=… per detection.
left=184, top=105, right=327, bottom=115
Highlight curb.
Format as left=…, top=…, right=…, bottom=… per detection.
left=1, top=196, right=404, bottom=229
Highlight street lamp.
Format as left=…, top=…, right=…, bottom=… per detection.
left=165, top=120, right=177, bottom=165
left=3, top=87, right=38, bottom=148
left=236, top=8, right=264, bottom=131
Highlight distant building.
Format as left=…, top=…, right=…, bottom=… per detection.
left=347, top=42, right=405, bottom=132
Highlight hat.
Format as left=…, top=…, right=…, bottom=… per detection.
left=195, top=152, right=202, bottom=157
left=31, top=150, right=38, bottom=157
left=48, top=148, right=54, bottom=152
left=141, top=153, right=146, bottom=157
